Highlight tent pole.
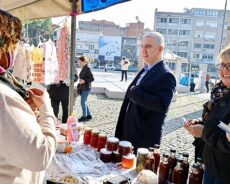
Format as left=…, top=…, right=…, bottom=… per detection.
left=69, top=0, right=77, bottom=115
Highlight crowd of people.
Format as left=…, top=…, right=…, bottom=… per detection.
left=1, top=8, right=230, bottom=184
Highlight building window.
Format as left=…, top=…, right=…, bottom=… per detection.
left=206, top=21, right=217, bottom=28
left=88, top=44, right=95, bottom=50
left=157, top=17, right=167, bottom=23
left=204, top=32, right=216, bottom=40
left=193, top=43, right=202, bottom=49
left=156, top=28, right=166, bottom=34
left=179, top=30, right=190, bottom=36
left=169, top=18, right=179, bottom=24
left=193, top=53, right=200, bottom=59
left=168, top=29, right=178, bottom=35
left=178, top=41, right=189, bottom=47
left=177, top=52, right=188, bottom=57
left=203, top=44, right=215, bottom=49
left=180, top=19, right=191, bottom=24
left=196, top=20, right=204, bottom=27
left=194, top=31, right=203, bottom=38
left=202, top=54, right=214, bottom=60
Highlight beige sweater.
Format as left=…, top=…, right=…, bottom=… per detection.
left=0, top=83, right=56, bottom=184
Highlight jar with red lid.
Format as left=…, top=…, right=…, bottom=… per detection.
left=106, top=137, right=119, bottom=151
left=97, top=133, right=107, bottom=151
left=83, top=127, right=92, bottom=145
left=90, top=130, right=99, bottom=148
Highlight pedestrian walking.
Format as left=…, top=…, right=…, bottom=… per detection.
left=115, top=32, right=176, bottom=152
left=190, top=74, right=195, bottom=92
left=78, top=56, right=94, bottom=122
left=205, top=74, right=211, bottom=93
left=120, top=57, right=130, bottom=81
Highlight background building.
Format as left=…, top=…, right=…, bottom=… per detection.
left=154, top=8, right=230, bottom=76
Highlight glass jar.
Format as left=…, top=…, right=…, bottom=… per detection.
left=144, top=147, right=155, bottom=172
left=83, top=127, right=92, bottom=145
left=112, top=150, right=122, bottom=163
left=118, top=141, right=132, bottom=155
left=136, top=148, right=149, bottom=173
left=122, top=153, right=136, bottom=169
left=153, top=144, right=161, bottom=174
left=97, top=133, right=107, bottom=151
left=106, top=137, right=119, bottom=151
left=90, top=130, right=99, bottom=148
left=100, top=148, right=112, bottom=163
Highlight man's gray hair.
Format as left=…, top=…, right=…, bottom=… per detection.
left=143, top=32, right=165, bottom=46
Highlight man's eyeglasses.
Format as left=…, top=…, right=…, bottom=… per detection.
left=217, top=63, right=230, bottom=71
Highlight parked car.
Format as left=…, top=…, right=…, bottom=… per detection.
left=107, top=64, right=116, bottom=71
left=98, top=65, right=104, bottom=69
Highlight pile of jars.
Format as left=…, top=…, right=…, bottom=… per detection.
left=83, top=128, right=135, bottom=169
left=157, top=148, right=204, bottom=184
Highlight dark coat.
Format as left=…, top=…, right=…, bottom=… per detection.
left=202, top=92, right=230, bottom=184
left=47, top=81, right=69, bottom=100
left=115, top=61, right=176, bottom=151
left=79, top=65, right=94, bottom=91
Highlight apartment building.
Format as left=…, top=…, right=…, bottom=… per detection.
left=154, top=8, right=230, bottom=73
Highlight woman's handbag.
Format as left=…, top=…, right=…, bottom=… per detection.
left=74, top=83, right=82, bottom=98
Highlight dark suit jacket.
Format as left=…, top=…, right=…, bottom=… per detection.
left=115, top=61, right=176, bottom=152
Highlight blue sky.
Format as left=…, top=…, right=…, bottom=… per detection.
left=53, top=0, right=229, bottom=29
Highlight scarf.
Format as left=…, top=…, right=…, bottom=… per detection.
left=202, top=81, right=230, bottom=121
left=0, top=71, right=29, bottom=100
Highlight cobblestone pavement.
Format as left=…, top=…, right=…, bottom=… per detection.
left=73, top=92, right=210, bottom=164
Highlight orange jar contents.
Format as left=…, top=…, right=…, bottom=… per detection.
left=122, top=154, right=136, bottom=169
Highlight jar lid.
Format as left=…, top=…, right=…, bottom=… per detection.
left=85, top=127, right=92, bottom=131
left=170, top=148, right=176, bottom=153
left=182, top=152, right=189, bottom=157
left=92, top=130, right=100, bottom=134
left=123, top=153, right=135, bottom=159
left=107, top=137, right=119, bottom=143
left=119, top=141, right=132, bottom=147
left=99, top=133, right=107, bottom=137
left=100, top=148, right=112, bottom=155
left=154, top=144, right=160, bottom=149
left=137, top=148, right=149, bottom=155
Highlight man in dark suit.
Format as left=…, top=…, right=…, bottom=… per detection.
left=115, top=32, right=176, bottom=152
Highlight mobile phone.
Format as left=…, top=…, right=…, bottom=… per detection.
left=182, top=117, right=187, bottom=124
left=218, top=121, right=230, bottom=134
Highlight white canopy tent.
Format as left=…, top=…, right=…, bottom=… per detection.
left=0, top=0, right=82, bottom=114
left=0, top=0, right=82, bottom=20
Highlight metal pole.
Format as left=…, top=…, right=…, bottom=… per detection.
left=69, top=0, right=77, bottom=115
left=216, top=0, right=228, bottom=83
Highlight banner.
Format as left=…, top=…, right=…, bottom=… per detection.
left=82, top=0, right=130, bottom=13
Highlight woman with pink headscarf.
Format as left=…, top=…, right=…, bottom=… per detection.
left=0, top=9, right=56, bottom=184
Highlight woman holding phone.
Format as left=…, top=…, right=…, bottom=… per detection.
left=184, top=45, right=230, bottom=184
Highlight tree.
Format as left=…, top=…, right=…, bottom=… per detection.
left=23, top=19, right=52, bottom=45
